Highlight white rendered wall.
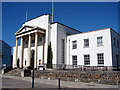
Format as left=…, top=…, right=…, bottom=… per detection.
left=12, top=46, right=21, bottom=68
left=50, top=24, right=57, bottom=65
left=110, top=29, right=120, bottom=67
left=55, top=23, right=80, bottom=66
left=13, top=47, right=16, bottom=68
left=67, top=28, right=113, bottom=66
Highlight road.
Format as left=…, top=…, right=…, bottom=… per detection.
left=2, top=76, right=63, bottom=89
left=1, top=75, right=119, bottom=90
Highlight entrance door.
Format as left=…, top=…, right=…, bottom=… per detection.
left=17, top=58, right=20, bottom=68
left=30, top=50, right=35, bottom=69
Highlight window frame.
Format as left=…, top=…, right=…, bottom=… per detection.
left=97, top=53, right=104, bottom=65
left=84, top=54, right=90, bottom=65
left=72, top=40, right=77, bottom=49
left=84, top=38, right=89, bottom=48
left=97, top=36, right=103, bottom=46
left=114, top=38, right=116, bottom=47
left=117, top=39, right=119, bottom=48
left=72, top=55, right=77, bottom=67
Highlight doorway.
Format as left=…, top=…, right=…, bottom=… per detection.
left=30, top=50, right=35, bottom=69
left=17, top=58, right=20, bottom=68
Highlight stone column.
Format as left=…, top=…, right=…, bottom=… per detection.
left=20, top=36, right=24, bottom=68
left=14, top=38, right=18, bottom=68
left=34, top=32, right=38, bottom=68
left=27, top=34, right=31, bottom=67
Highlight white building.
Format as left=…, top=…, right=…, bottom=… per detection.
left=12, top=14, right=120, bottom=70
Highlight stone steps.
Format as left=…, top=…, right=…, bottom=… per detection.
left=5, top=69, right=22, bottom=77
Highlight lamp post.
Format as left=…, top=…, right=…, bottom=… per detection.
left=31, top=50, right=35, bottom=88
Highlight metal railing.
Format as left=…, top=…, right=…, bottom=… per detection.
left=44, top=64, right=120, bottom=71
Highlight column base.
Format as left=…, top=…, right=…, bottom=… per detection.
left=14, top=67, right=18, bottom=69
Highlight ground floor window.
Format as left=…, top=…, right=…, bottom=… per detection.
left=97, top=53, right=104, bottom=65
left=84, top=54, right=90, bottom=65
left=72, top=56, right=77, bottom=66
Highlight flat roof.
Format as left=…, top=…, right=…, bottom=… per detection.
left=67, top=28, right=112, bottom=36
left=51, top=22, right=82, bottom=33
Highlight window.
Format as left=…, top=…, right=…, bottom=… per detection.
left=114, top=38, right=116, bottom=47
left=97, top=53, right=104, bottom=65
left=32, top=39, right=35, bottom=43
left=40, top=38, right=42, bottom=41
left=25, top=41, right=28, bottom=44
left=72, top=56, right=77, bottom=66
left=97, top=36, right=103, bottom=46
left=72, top=41, right=77, bottom=49
left=117, top=40, right=119, bottom=48
left=84, top=39, right=89, bottom=47
left=61, top=39, right=65, bottom=64
left=84, top=54, right=90, bottom=65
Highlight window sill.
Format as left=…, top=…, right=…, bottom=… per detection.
left=72, top=48, right=77, bottom=50
left=84, top=65, right=90, bottom=66
left=97, top=45, right=103, bottom=47
left=97, top=64, right=104, bottom=67
left=83, top=46, right=89, bottom=48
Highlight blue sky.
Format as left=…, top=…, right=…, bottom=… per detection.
left=2, top=2, right=118, bottom=54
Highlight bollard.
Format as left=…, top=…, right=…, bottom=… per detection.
left=32, top=69, right=34, bottom=88
left=58, top=77, right=61, bottom=89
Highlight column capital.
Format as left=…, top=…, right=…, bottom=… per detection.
left=29, top=33, right=32, bottom=35
left=16, top=37, right=19, bottom=39
left=21, top=36, right=24, bottom=38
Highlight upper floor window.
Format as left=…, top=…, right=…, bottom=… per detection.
left=84, top=39, right=89, bottom=47
left=97, top=36, right=103, bottom=46
left=97, top=53, right=104, bottom=65
left=117, top=39, right=119, bottom=48
left=72, top=40, right=77, bottom=49
left=84, top=54, right=90, bottom=65
left=114, top=38, right=116, bottom=47
left=72, top=55, right=77, bottom=66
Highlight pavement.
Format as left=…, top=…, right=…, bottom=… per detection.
left=0, top=74, right=119, bottom=90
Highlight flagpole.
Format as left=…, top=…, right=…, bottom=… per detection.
left=26, top=12, right=27, bottom=22
left=52, top=0, right=54, bottom=23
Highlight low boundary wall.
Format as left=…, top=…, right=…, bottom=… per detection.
left=33, top=70, right=120, bottom=85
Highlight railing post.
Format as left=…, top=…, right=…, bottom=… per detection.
left=58, top=77, right=61, bottom=89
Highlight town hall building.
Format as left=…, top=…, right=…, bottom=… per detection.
left=13, top=14, right=120, bottom=70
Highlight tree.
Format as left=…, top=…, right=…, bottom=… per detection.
left=47, top=42, right=53, bottom=68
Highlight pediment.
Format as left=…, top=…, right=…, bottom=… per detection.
left=15, top=25, right=46, bottom=36
left=15, top=25, right=35, bottom=35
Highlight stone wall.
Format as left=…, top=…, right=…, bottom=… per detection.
left=33, top=70, right=120, bottom=85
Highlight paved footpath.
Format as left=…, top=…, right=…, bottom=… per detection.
left=0, top=74, right=119, bottom=89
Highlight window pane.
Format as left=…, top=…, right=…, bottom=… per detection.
left=97, top=36, right=103, bottom=46
left=72, top=56, right=77, bottom=66
left=84, top=39, right=89, bottom=47
left=97, top=53, right=104, bottom=65
left=72, top=41, right=77, bottom=49
left=84, top=54, right=90, bottom=65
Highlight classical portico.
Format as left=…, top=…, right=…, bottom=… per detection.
left=14, top=25, right=46, bottom=69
